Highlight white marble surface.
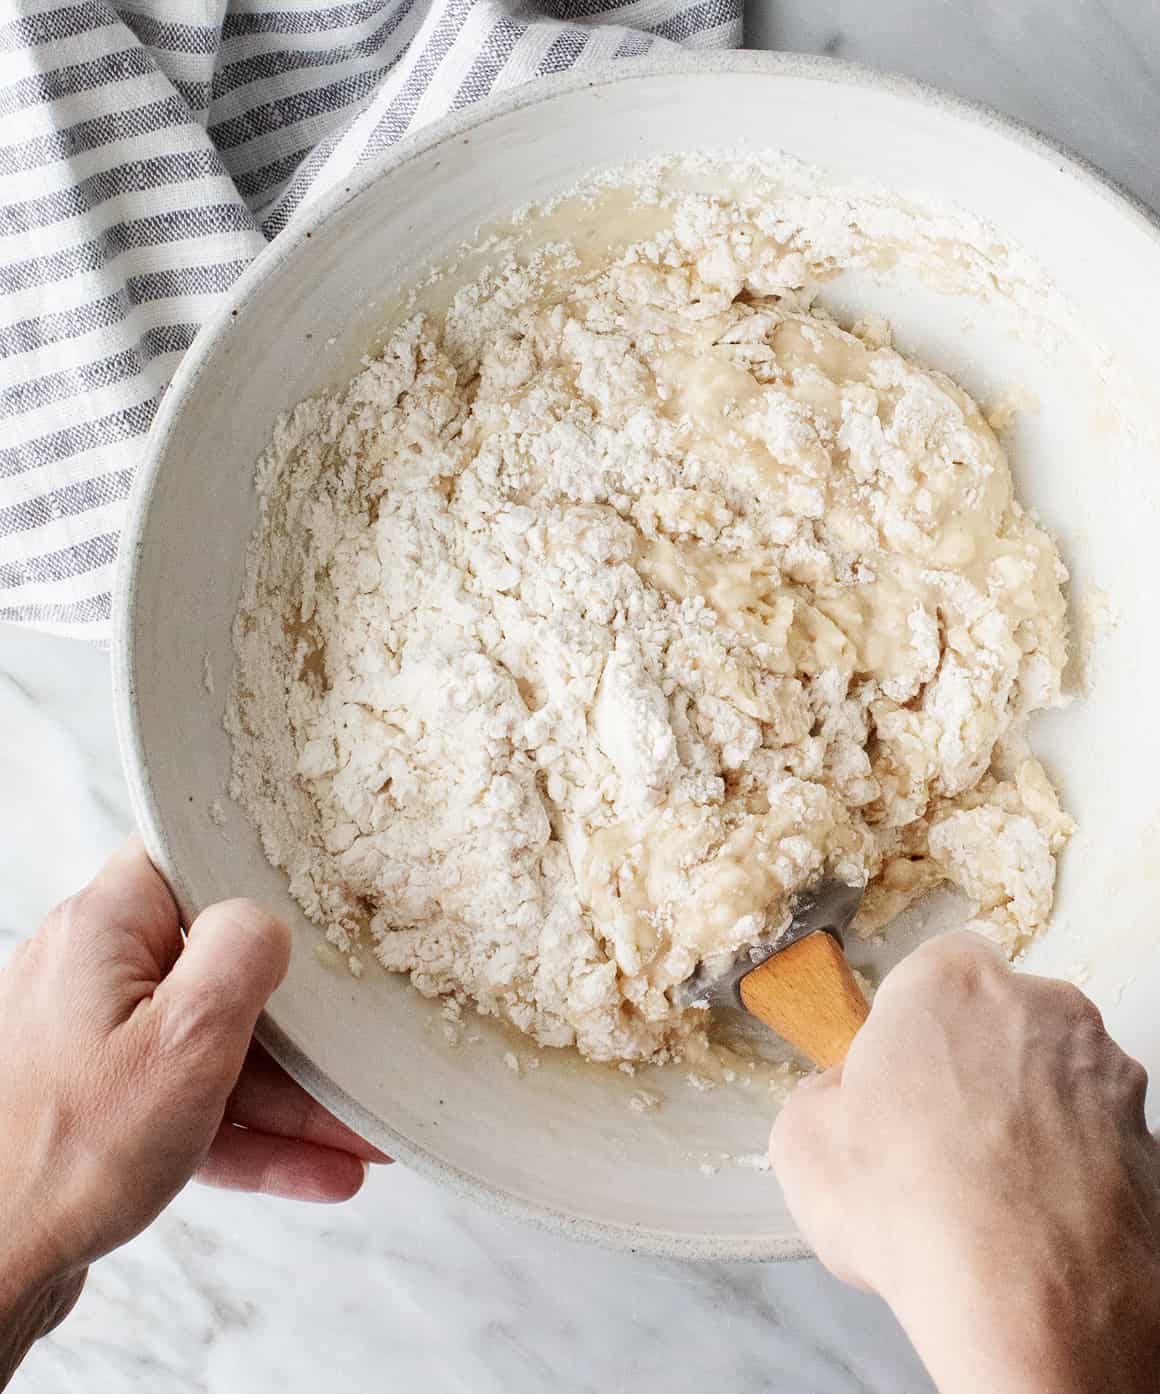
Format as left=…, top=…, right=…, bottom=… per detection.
left=5, top=6, right=1160, bottom=1388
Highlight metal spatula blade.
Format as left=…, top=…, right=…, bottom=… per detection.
left=677, top=877, right=864, bottom=1011
left=677, top=877, right=868, bottom=1067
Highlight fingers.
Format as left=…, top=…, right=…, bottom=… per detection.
left=196, top=1123, right=367, bottom=1202
left=225, top=1044, right=392, bottom=1163
left=770, top=1067, right=871, bottom=1288
left=769, top=1066, right=841, bottom=1194
left=154, top=900, right=290, bottom=1068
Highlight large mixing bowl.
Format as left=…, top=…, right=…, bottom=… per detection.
left=114, top=53, right=1160, bottom=1260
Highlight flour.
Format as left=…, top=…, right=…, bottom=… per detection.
left=229, top=172, right=1073, bottom=1066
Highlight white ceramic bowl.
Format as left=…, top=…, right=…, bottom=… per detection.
left=115, top=53, right=1160, bottom=1261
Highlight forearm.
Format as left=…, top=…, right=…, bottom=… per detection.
left=912, top=1320, right=1160, bottom=1394
left=771, top=935, right=1160, bottom=1394
left=891, top=1246, right=1160, bottom=1394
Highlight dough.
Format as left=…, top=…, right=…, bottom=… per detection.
left=229, top=187, right=1072, bottom=1064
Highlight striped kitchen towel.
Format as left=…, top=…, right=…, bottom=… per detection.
left=1, top=0, right=742, bottom=640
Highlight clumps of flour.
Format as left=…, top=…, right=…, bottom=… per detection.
left=229, top=172, right=1073, bottom=1065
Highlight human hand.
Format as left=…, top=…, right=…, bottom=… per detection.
left=770, top=931, right=1160, bottom=1394
left=0, top=839, right=388, bottom=1386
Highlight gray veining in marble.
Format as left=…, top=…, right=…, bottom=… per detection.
left=5, top=4, right=1159, bottom=1387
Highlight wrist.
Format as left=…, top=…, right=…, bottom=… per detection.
left=0, top=1259, right=86, bottom=1390
left=885, top=1233, right=1160, bottom=1394
left=0, top=1227, right=86, bottom=1390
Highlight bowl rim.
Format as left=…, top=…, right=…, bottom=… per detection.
left=113, top=49, right=1160, bottom=1263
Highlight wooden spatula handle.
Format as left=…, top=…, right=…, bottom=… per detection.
left=739, top=931, right=869, bottom=1069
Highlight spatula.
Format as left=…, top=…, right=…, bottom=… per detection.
left=679, top=879, right=869, bottom=1069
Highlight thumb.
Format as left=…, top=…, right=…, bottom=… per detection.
left=155, top=899, right=291, bottom=1073
left=769, top=1071, right=869, bottom=1287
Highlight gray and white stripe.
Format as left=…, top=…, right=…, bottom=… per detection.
left=0, top=0, right=741, bottom=639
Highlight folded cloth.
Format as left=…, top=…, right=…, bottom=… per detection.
left=0, top=0, right=741, bottom=639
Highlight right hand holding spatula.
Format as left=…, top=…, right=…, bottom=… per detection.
left=771, top=931, right=1160, bottom=1394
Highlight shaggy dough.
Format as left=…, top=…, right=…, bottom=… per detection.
left=230, top=188, right=1072, bottom=1064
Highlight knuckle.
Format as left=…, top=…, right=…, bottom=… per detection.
left=1114, top=1052, right=1148, bottom=1100
left=1054, top=981, right=1105, bottom=1031
left=6, top=936, right=40, bottom=974
left=137, top=876, right=180, bottom=933
left=44, top=889, right=88, bottom=939
left=31, top=893, right=94, bottom=967
left=910, top=930, right=1002, bottom=997
left=155, top=985, right=232, bottom=1061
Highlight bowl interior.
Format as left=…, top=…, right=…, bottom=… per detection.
left=118, top=56, right=1160, bottom=1259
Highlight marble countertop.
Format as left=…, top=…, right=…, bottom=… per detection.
left=4, top=4, right=1158, bottom=1388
